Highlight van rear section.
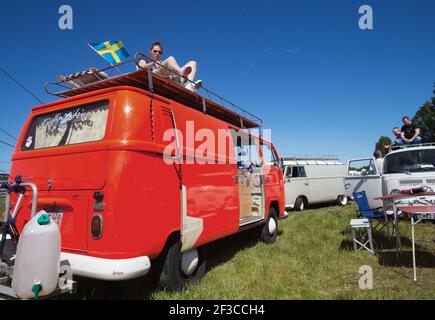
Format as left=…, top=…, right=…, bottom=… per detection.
left=9, top=89, right=175, bottom=281
left=10, top=96, right=112, bottom=255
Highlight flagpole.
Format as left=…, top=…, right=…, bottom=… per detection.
left=88, top=43, right=123, bottom=75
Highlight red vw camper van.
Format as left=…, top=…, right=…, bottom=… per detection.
left=7, top=67, right=286, bottom=291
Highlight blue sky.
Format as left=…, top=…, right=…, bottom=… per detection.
left=0, top=0, right=434, bottom=172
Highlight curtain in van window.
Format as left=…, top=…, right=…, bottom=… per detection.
left=66, top=105, right=108, bottom=145
left=29, top=101, right=109, bottom=150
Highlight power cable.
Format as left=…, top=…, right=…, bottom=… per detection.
left=0, top=65, right=44, bottom=104
left=0, top=127, right=17, bottom=141
left=0, top=139, right=15, bottom=148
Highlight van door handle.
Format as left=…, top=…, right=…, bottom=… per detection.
left=345, top=183, right=351, bottom=189
left=304, top=183, right=309, bottom=186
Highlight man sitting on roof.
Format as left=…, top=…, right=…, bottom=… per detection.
left=400, top=116, right=422, bottom=145
left=137, top=41, right=202, bottom=92
left=384, top=127, right=404, bottom=151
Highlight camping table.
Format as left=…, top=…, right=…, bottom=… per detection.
left=396, top=205, right=435, bottom=281
left=375, top=192, right=435, bottom=281
left=374, top=192, right=435, bottom=252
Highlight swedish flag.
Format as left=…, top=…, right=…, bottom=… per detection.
left=89, top=40, right=130, bottom=65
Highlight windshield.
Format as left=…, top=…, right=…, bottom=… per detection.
left=22, top=100, right=109, bottom=151
left=384, top=149, right=435, bottom=174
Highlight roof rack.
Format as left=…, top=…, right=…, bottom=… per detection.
left=44, top=54, right=263, bottom=129
left=389, top=143, right=435, bottom=152
left=282, top=155, right=340, bottom=161
left=282, top=155, right=342, bottom=166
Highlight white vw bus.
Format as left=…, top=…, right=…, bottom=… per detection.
left=283, top=157, right=348, bottom=211
left=345, top=144, right=435, bottom=208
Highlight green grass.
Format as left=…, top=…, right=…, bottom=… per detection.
left=148, top=203, right=435, bottom=300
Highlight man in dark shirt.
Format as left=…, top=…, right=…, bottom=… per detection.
left=400, top=116, right=422, bottom=145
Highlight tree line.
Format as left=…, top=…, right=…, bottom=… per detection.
left=375, top=83, right=435, bottom=156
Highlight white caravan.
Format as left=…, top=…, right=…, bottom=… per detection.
left=282, top=158, right=348, bottom=211
left=345, top=144, right=435, bottom=208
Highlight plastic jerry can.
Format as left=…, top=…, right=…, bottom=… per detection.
left=12, top=210, right=61, bottom=299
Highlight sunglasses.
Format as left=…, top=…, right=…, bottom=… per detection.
left=152, top=50, right=162, bottom=54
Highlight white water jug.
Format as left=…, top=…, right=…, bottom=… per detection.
left=12, top=210, right=61, bottom=299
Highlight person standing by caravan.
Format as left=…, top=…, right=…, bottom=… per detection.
left=374, top=150, right=384, bottom=175
left=400, top=116, right=422, bottom=145
left=137, top=41, right=202, bottom=92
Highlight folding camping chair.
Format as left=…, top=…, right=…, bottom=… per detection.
left=353, top=191, right=392, bottom=234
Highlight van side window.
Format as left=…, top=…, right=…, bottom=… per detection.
left=291, top=167, right=299, bottom=178
left=22, top=100, right=109, bottom=151
left=285, top=166, right=292, bottom=178
left=230, top=130, right=261, bottom=168
left=291, top=166, right=306, bottom=178
left=261, top=143, right=278, bottom=166
left=348, top=159, right=378, bottom=176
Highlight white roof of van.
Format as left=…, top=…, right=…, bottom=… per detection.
left=283, top=160, right=344, bottom=166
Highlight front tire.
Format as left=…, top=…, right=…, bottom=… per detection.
left=260, top=207, right=278, bottom=244
left=294, top=196, right=305, bottom=212
left=337, top=195, right=348, bottom=206
left=159, top=242, right=207, bottom=291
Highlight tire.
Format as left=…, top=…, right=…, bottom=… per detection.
left=159, top=241, right=207, bottom=292
left=294, top=196, right=305, bottom=212
left=260, top=207, right=278, bottom=244
left=337, top=195, right=348, bottom=206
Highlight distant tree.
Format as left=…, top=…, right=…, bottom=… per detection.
left=412, top=101, right=435, bottom=143
left=374, top=136, right=392, bottom=156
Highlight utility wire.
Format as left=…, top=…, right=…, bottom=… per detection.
left=0, top=65, right=44, bottom=104
left=0, top=139, right=15, bottom=148
left=0, top=127, right=17, bottom=141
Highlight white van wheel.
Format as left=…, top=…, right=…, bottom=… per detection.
left=260, top=207, right=278, bottom=243
left=295, top=197, right=305, bottom=211
left=268, top=216, right=277, bottom=235
left=337, top=195, right=348, bottom=206
left=181, top=249, right=199, bottom=276
left=160, top=242, right=207, bottom=291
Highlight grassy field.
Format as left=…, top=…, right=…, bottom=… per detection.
left=78, top=202, right=435, bottom=300
left=141, top=203, right=434, bottom=300
left=2, top=200, right=435, bottom=299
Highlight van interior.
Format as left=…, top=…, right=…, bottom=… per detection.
left=231, top=132, right=265, bottom=225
